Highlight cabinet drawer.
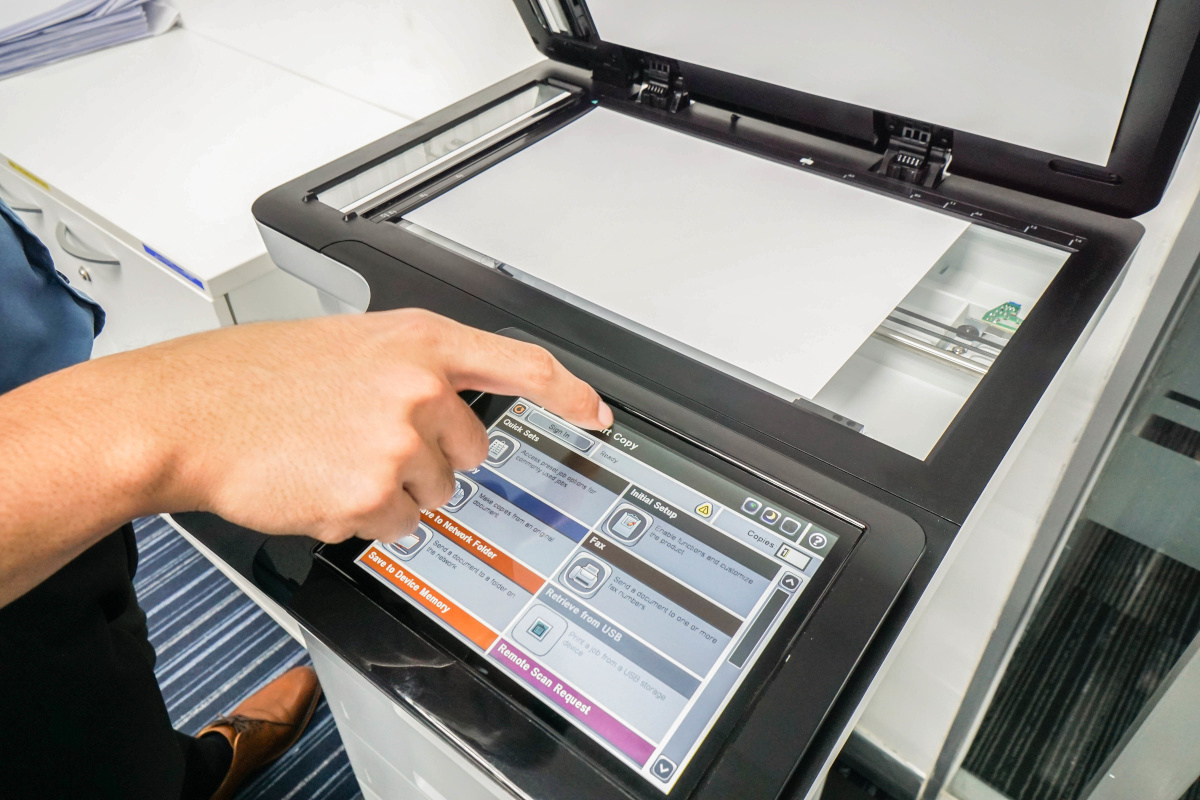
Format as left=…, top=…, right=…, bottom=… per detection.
left=305, top=634, right=512, bottom=800
left=2, top=161, right=322, bottom=354
left=0, top=167, right=50, bottom=241
left=0, top=167, right=229, bottom=358
left=340, top=727, right=423, bottom=800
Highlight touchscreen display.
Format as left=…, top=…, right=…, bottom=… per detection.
left=351, top=398, right=842, bottom=792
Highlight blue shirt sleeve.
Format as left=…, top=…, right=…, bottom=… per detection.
left=0, top=197, right=104, bottom=394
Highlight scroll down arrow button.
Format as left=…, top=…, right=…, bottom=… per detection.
left=652, top=756, right=677, bottom=781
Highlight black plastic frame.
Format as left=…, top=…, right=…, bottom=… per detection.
left=512, top=0, right=1200, bottom=218
left=301, top=341, right=925, bottom=800
left=252, top=62, right=1144, bottom=526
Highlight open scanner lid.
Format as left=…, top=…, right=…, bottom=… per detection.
left=514, top=0, right=1200, bottom=218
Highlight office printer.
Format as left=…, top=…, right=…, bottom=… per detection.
left=249, top=2, right=1200, bottom=798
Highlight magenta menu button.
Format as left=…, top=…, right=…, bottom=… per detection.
left=490, top=639, right=656, bottom=766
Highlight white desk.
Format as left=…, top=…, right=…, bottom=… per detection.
left=171, top=0, right=543, bottom=122
left=0, top=27, right=403, bottom=354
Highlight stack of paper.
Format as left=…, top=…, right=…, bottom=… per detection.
left=0, top=0, right=178, bottom=79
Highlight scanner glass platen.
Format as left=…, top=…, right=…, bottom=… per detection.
left=315, top=82, right=574, bottom=214
left=395, top=103, right=1069, bottom=460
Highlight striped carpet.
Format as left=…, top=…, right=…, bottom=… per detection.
left=132, top=516, right=362, bottom=800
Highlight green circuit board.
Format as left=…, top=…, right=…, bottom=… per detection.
left=983, top=302, right=1024, bottom=333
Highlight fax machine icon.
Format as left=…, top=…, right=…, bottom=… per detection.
left=561, top=554, right=610, bottom=599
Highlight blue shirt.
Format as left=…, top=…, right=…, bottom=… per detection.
left=0, top=197, right=103, bottom=393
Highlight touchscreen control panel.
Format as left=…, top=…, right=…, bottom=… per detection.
left=353, top=398, right=842, bottom=792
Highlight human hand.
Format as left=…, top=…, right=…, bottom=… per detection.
left=143, top=309, right=612, bottom=543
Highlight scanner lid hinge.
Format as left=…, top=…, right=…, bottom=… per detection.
left=874, top=115, right=953, bottom=189
left=635, top=58, right=690, bottom=113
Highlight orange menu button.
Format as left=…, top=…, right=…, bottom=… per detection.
left=420, top=509, right=546, bottom=595
left=359, top=546, right=498, bottom=650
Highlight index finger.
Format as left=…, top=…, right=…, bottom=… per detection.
left=441, top=326, right=613, bottom=431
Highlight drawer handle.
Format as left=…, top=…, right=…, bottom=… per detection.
left=55, top=221, right=119, bottom=265
left=0, top=182, right=41, bottom=214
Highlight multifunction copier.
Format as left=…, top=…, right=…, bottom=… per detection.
left=244, top=2, right=1200, bottom=798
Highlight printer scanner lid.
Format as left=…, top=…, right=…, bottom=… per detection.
left=515, top=0, right=1200, bottom=218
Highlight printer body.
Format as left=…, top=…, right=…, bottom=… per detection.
left=250, top=2, right=1200, bottom=798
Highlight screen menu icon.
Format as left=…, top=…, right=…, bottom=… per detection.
left=485, top=432, right=519, bottom=466
left=528, top=618, right=552, bottom=640
left=444, top=475, right=478, bottom=512
left=512, top=605, right=568, bottom=656
left=562, top=554, right=611, bottom=599
left=381, top=523, right=431, bottom=561
left=605, top=504, right=651, bottom=544
left=780, top=517, right=802, bottom=538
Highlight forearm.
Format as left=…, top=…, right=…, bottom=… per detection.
left=0, top=349, right=177, bottom=608
left=0, top=310, right=610, bottom=611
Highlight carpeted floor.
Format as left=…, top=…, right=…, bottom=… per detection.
left=132, top=516, right=362, bottom=800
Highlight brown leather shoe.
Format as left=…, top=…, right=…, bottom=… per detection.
left=197, top=666, right=322, bottom=800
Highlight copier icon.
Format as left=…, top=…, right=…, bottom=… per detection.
left=443, top=475, right=478, bottom=512
left=561, top=554, right=610, bottom=599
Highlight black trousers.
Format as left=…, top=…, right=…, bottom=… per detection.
left=0, top=525, right=228, bottom=799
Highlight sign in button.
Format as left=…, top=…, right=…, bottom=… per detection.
left=528, top=411, right=596, bottom=452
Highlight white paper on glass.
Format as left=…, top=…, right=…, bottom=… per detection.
left=585, top=0, right=1157, bottom=166
left=407, top=108, right=969, bottom=399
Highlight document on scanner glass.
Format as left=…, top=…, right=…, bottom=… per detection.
left=407, top=108, right=969, bottom=400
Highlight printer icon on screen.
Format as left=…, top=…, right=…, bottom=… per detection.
left=561, top=554, right=610, bottom=599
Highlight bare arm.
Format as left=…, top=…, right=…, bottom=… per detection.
left=0, top=309, right=611, bottom=608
